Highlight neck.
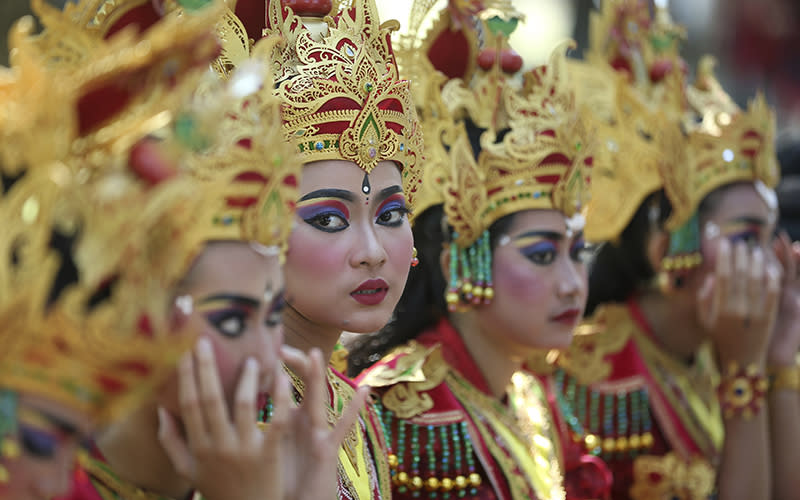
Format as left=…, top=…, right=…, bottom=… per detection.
left=96, top=404, right=191, bottom=499
left=450, top=312, right=522, bottom=400
left=635, top=289, right=706, bottom=362
left=281, top=304, right=342, bottom=363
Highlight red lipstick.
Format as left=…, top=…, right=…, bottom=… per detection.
left=551, top=308, right=581, bottom=326
left=351, top=279, right=389, bottom=305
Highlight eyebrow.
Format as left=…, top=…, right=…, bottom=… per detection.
left=198, top=294, right=260, bottom=308
left=375, top=185, right=403, bottom=204
left=299, top=188, right=356, bottom=203
left=18, top=405, right=80, bottom=436
left=726, top=216, right=768, bottom=226
left=514, top=230, right=565, bottom=241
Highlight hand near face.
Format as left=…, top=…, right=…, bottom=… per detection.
left=278, top=345, right=369, bottom=500
left=696, top=238, right=782, bottom=365
left=157, top=334, right=291, bottom=500
left=767, top=232, right=800, bottom=367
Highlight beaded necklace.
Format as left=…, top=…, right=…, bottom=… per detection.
left=552, top=368, right=654, bottom=460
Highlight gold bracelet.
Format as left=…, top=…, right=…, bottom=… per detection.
left=716, top=361, right=768, bottom=420
left=768, top=364, right=800, bottom=392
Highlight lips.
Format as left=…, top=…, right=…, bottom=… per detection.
left=551, top=308, right=581, bottom=325
left=351, top=278, right=389, bottom=306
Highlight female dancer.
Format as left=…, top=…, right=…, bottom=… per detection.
left=0, top=6, right=220, bottom=499
left=348, top=3, right=603, bottom=498
left=538, top=1, right=797, bottom=499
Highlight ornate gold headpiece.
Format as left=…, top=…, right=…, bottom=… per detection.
left=174, top=39, right=302, bottom=255
left=664, top=57, right=780, bottom=231
left=575, top=61, right=683, bottom=243
left=260, top=0, right=423, bottom=202
left=396, top=1, right=594, bottom=310
left=444, top=43, right=594, bottom=248
left=0, top=0, right=221, bottom=424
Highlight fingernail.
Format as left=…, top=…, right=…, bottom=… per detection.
left=157, top=407, right=168, bottom=429
left=245, top=357, right=259, bottom=372
left=197, top=337, right=212, bottom=356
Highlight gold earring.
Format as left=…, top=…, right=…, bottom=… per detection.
left=411, top=246, right=419, bottom=267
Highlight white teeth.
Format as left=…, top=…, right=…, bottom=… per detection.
left=354, top=289, right=381, bottom=295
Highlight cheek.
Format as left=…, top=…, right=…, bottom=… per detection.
left=206, top=334, right=241, bottom=399
left=285, top=228, right=347, bottom=286
left=381, top=226, right=414, bottom=275
left=492, top=256, right=549, bottom=306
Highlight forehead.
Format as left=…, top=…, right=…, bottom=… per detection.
left=186, top=242, right=283, bottom=297
left=299, top=160, right=402, bottom=193
left=703, top=183, right=774, bottom=224
left=505, top=209, right=570, bottom=236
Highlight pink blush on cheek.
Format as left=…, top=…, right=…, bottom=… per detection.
left=206, top=335, right=239, bottom=399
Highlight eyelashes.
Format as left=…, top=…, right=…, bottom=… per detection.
left=204, top=308, right=250, bottom=338
left=297, top=201, right=350, bottom=233
left=375, top=195, right=409, bottom=226
left=515, top=238, right=592, bottom=266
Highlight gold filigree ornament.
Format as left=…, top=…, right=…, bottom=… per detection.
left=442, top=43, right=596, bottom=311
left=0, top=0, right=222, bottom=424
left=666, top=57, right=780, bottom=232
left=173, top=40, right=302, bottom=257
left=258, top=0, right=423, bottom=203
left=577, top=61, right=684, bottom=243
left=629, top=452, right=715, bottom=500
left=27, top=0, right=226, bottom=173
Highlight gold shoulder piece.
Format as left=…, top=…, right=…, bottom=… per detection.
left=362, top=342, right=449, bottom=419
left=557, top=304, right=634, bottom=385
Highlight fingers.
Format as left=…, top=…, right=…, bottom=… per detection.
left=696, top=275, right=715, bottom=330
left=748, top=248, right=765, bottom=320
left=157, top=406, right=196, bottom=479
left=731, top=241, right=749, bottom=317
left=763, top=262, right=782, bottom=324
left=708, top=238, right=731, bottom=327
left=304, top=348, right=328, bottom=430
left=234, top=358, right=260, bottom=443
left=263, top=366, right=291, bottom=442
left=177, top=350, right=211, bottom=451
left=332, top=386, right=368, bottom=446
left=195, top=338, right=235, bottom=445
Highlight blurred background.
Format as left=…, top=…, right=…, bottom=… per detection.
left=2, top=0, right=799, bottom=234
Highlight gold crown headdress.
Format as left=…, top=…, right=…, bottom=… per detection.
left=0, top=0, right=222, bottom=426
left=172, top=38, right=302, bottom=255
left=574, top=0, right=689, bottom=245
left=259, top=0, right=423, bottom=203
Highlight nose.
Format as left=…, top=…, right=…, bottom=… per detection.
left=556, top=258, right=585, bottom=300
left=349, top=223, right=388, bottom=269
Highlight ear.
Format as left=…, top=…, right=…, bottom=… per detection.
left=646, top=229, right=669, bottom=273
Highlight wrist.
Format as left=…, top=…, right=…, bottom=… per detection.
left=768, top=364, right=800, bottom=393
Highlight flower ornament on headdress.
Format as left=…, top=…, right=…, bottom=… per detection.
left=261, top=0, right=423, bottom=203
left=0, top=0, right=223, bottom=431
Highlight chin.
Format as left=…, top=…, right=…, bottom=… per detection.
left=338, top=310, right=394, bottom=334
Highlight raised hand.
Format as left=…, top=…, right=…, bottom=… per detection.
left=768, top=231, right=800, bottom=367
left=157, top=332, right=291, bottom=500
left=697, top=238, right=782, bottom=365
left=278, top=346, right=369, bottom=500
